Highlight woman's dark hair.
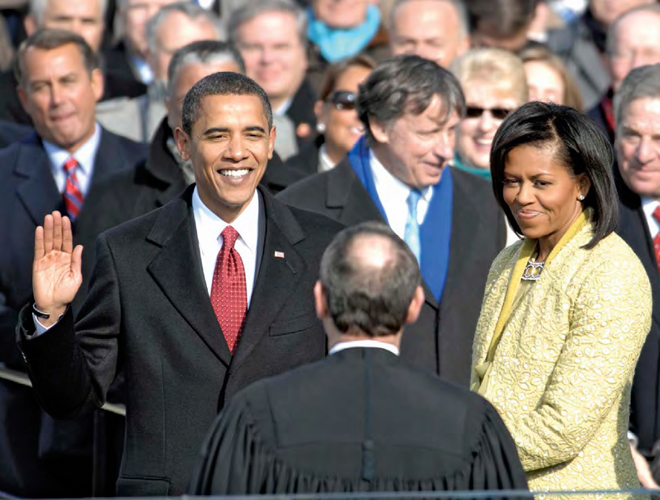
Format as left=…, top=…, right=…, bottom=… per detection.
left=490, top=101, right=617, bottom=249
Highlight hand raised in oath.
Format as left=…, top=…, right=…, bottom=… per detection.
left=32, top=211, right=83, bottom=327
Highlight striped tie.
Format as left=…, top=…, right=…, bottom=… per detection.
left=63, top=157, right=83, bottom=221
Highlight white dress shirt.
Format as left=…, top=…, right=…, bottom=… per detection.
left=329, top=339, right=399, bottom=356
left=642, top=197, right=660, bottom=240
left=43, top=123, right=101, bottom=196
left=369, top=150, right=432, bottom=239
left=192, top=186, right=259, bottom=307
left=318, top=144, right=336, bottom=173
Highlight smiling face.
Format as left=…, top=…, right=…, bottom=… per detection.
left=315, top=64, right=371, bottom=163
left=235, top=11, right=307, bottom=110
left=616, top=97, right=660, bottom=200
left=502, top=144, right=589, bottom=254
left=390, top=0, right=468, bottom=68
left=175, top=94, right=275, bottom=222
left=457, top=80, right=519, bottom=169
left=370, top=94, right=459, bottom=189
left=524, top=60, right=565, bottom=105
left=17, top=43, right=103, bottom=153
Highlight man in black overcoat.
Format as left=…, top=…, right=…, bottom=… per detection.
left=15, top=71, right=343, bottom=496
left=278, top=55, right=506, bottom=386
left=189, top=222, right=528, bottom=494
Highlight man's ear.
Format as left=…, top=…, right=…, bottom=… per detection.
left=313, top=281, right=328, bottom=320
left=369, top=118, right=389, bottom=144
left=268, top=126, right=276, bottom=160
left=90, top=68, right=104, bottom=102
left=174, top=127, right=191, bottom=161
left=24, top=14, right=36, bottom=36
left=405, top=286, right=425, bottom=325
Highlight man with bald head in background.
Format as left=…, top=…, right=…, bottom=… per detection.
left=389, top=0, right=469, bottom=68
left=588, top=4, right=660, bottom=143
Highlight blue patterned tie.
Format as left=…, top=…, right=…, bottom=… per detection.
left=404, top=189, right=422, bottom=263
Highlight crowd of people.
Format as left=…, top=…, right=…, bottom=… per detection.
left=2, top=0, right=660, bottom=497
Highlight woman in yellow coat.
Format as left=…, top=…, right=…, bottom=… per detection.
left=471, top=101, right=652, bottom=493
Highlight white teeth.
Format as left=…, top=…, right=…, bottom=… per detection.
left=219, top=169, right=249, bottom=177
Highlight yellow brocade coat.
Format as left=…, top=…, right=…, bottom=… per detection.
left=471, top=222, right=652, bottom=493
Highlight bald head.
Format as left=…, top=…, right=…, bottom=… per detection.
left=608, top=5, right=660, bottom=91
left=318, top=222, right=422, bottom=338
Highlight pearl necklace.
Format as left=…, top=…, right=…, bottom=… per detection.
left=521, top=254, right=545, bottom=281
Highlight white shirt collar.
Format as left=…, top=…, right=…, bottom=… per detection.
left=369, top=149, right=433, bottom=203
left=44, top=122, right=101, bottom=178
left=192, top=186, right=259, bottom=255
left=273, top=97, right=293, bottom=116
left=318, top=144, right=336, bottom=173
left=329, top=339, right=400, bottom=356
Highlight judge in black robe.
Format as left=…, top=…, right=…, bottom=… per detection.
left=189, top=222, right=528, bottom=495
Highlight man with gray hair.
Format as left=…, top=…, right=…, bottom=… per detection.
left=280, top=55, right=506, bottom=386
left=229, top=0, right=317, bottom=159
left=389, top=0, right=469, bottom=68
left=189, top=221, right=527, bottom=494
left=613, top=63, right=660, bottom=487
left=587, top=3, right=660, bottom=143
left=97, top=1, right=223, bottom=141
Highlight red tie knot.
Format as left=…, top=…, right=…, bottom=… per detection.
left=654, top=205, right=660, bottom=224
left=222, top=226, right=240, bottom=250
left=63, top=157, right=78, bottom=174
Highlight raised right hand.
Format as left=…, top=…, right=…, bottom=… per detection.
left=32, top=211, right=83, bottom=327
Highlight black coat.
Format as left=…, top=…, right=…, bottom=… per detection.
left=615, top=169, right=660, bottom=456
left=190, top=347, right=529, bottom=494
left=0, top=128, right=145, bottom=497
left=278, top=159, right=506, bottom=385
left=17, top=185, right=344, bottom=496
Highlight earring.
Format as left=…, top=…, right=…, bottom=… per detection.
left=316, top=122, right=326, bottom=134
left=578, top=194, right=585, bottom=201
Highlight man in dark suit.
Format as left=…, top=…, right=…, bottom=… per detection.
left=189, top=221, right=528, bottom=494
left=0, top=29, right=146, bottom=498
left=279, top=55, right=506, bottom=386
left=16, top=71, right=344, bottom=496
left=611, top=64, right=660, bottom=488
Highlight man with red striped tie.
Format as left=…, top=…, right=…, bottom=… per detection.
left=0, top=29, right=145, bottom=498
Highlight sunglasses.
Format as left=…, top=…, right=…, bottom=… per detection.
left=465, top=106, right=514, bottom=120
left=327, top=91, right=357, bottom=111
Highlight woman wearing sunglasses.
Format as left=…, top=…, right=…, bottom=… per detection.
left=450, top=48, right=528, bottom=180
left=286, top=55, right=375, bottom=176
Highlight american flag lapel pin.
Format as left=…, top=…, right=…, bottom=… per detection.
left=274, top=251, right=285, bottom=259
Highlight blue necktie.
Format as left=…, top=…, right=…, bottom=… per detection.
left=404, top=189, right=422, bottom=263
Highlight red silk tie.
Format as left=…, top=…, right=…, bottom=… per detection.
left=210, top=226, right=247, bottom=355
left=653, top=206, right=660, bottom=277
left=63, top=157, right=83, bottom=221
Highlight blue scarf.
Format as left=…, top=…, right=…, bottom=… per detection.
left=348, top=137, right=453, bottom=302
left=453, top=155, right=491, bottom=180
left=307, top=6, right=381, bottom=63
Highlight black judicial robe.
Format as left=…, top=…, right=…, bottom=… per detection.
left=189, top=347, right=528, bottom=495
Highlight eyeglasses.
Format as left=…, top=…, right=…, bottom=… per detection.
left=327, top=91, right=357, bottom=111
left=465, top=106, right=514, bottom=120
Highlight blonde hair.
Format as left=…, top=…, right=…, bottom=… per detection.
left=450, top=48, right=528, bottom=105
left=519, top=44, right=583, bottom=110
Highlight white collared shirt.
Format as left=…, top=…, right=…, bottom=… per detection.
left=273, top=98, right=292, bottom=116
left=43, top=123, right=101, bottom=196
left=317, top=144, right=336, bottom=173
left=192, top=186, right=259, bottom=307
left=329, top=339, right=399, bottom=356
left=369, top=150, right=433, bottom=239
left=642, top=197, right=660, bottom=240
